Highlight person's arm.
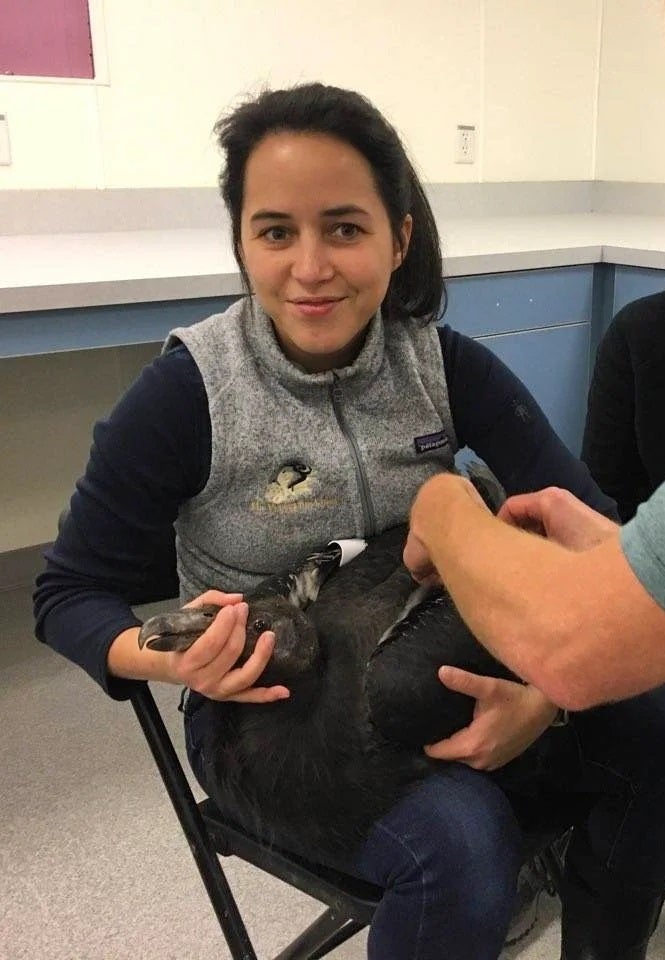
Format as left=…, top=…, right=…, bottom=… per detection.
left=33, top=346, right=285, bottom=703
left=34, top=347, right=200, bottom=698
left=405, top=474, right=665, bottom=710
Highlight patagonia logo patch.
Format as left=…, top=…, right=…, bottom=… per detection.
left=414, top=430, right=450, bottom=454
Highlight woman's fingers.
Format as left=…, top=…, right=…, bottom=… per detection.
left=172, top=603, right=249, bottom=685
left=228, top=684, right=291, bottom=704
left=215, top=630, right=280, bottom=696
left=183, top=589, right=244, bottom=609
left=171, top=599, right=293, bottom=703
left=184, top=620, right=289, bottom=702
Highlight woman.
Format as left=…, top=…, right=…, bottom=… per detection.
left=35, top=83, right=632, bottom=960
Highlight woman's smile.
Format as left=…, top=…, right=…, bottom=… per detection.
left=287, top=296, right=347, bottom=318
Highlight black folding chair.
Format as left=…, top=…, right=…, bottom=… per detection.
left=130, top=680, right=570, bottom=960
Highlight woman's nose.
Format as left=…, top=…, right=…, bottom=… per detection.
left=291, top=237, right=335, bottom=284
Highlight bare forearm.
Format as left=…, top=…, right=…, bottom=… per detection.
left=107, top=627, right=177, bottom=683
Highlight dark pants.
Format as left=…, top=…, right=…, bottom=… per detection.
left=185, top=686, right=665, bottom=960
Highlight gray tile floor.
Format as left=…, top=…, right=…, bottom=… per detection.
left=2, top=585, right=664, bottom=960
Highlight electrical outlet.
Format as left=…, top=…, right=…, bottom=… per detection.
left=0, top=115, right=11, bottom=166
left=455, top=124, right=476, bottom=164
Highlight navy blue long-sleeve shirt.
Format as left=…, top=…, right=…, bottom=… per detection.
left=34, top=324, right=617, bottom=699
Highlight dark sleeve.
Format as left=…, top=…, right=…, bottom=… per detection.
left=33, top=345, right=212, bottom=700
left=438, top=325, right=618, bottom=518
left=582, top=310, right=652, bottom=523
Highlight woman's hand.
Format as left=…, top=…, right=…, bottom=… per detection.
left=423, top=667, right=558, bottom=770
left=138, top=590, right=290, bottom=704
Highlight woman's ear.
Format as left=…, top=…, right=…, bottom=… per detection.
left=392, top=214, right=413, bottom=270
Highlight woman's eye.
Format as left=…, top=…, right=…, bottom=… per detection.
left=252, top=618, right=270, bottom=633
left=332, top=222, right=361, bottom=240
left=260, top=226, right=290, bottom=243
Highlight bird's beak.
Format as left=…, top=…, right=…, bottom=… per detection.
left=137, top=604, right=220, bottom=652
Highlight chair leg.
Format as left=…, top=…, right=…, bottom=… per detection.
left=273, top=909, right=365, bottom=960
left=130, top=683, right=258, bottom=960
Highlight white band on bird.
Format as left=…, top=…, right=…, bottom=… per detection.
left=328, top=539, right=368, bottom=566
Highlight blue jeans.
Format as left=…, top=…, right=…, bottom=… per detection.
left=184, top=686, right=665, bottom=960
left=345, top=767, right=522, bottom=959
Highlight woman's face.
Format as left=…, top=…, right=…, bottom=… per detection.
left=239, top=132, right=412, bottom=373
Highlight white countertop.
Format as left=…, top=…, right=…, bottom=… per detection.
left=2, top=213, right=665, bottom=314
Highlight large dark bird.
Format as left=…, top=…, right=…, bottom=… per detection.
left=138, top=471, right=517, bottom=859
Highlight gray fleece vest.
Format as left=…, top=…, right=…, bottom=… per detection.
left=166, top=297, right=457, bottom=601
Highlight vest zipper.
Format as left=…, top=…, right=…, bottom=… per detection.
left=330, top=375, right=377, bottom=536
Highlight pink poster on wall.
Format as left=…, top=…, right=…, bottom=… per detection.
left=0, top=0, right=94, bottom=79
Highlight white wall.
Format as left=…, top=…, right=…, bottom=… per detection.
left=483, top=0, right=601, bottom=181
left=4, top=1, right=665, bottom=190
left=0, top=0, right=603, bottom=190
left=596, top=0, right=665, bottom=181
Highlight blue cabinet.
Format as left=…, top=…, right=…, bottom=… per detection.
left=445, top=266, right=593, bottom=338
left=612, top=266, right=665, bottom=316
left=449, top=262, right=665, bottom=460
left=478, top=324, right=590, bottom=456
left=0, top=296, right=236, bottom=359
left=445, top=266, right=594, bottom=456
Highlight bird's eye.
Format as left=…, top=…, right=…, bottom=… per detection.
left=252, top=618, right=270, bottom=633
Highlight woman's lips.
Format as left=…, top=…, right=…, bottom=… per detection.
left=289, top=298, right=344, bottom=317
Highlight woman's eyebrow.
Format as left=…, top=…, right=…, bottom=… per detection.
left=250, top=210, right=291, bottom=224
left=321, top=205, right=371, bottom=218
left=249, top=204, right=371, bottom=224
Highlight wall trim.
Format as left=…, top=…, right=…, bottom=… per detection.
left=0, top=188, right=227, bottom=235
left=0, top=182, right=595, bottom=236
left=592, top=182, right=665, bottom=216
left=426, top=181, right=595, bottom=218
left=3, top=181, right=665, bottom=236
